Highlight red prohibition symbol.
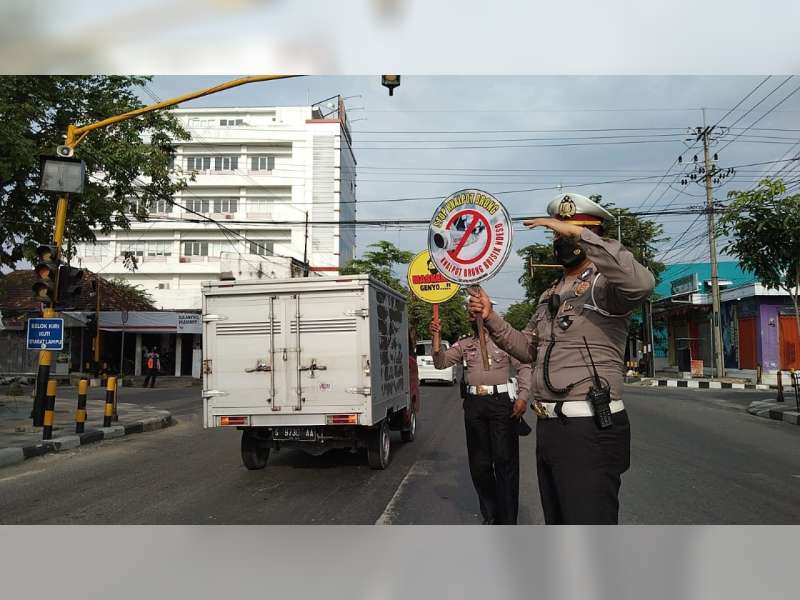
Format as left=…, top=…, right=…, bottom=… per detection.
left=445, top=209, right=492, bottom=265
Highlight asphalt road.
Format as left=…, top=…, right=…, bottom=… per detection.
left=1, top=382, right=799, bottom=524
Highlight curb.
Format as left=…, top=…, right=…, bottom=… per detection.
left=746, top=400, right=800, bottom=426
left=0, top=412, right=173, bottom=471
left=641, top=378, right=773, bottom=391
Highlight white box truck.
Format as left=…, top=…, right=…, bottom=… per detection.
left=201, top=275, right=417, bottom=470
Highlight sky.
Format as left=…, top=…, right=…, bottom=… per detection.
left=143, top=75, right=800, bottom=311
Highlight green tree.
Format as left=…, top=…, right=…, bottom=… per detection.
left=0, top=76, right=190, bottom=269
left=408, top=293, right=471, bottom=344
left=342, top=241, right=471, bottom=342
left=340, top=240, right=414, bottom=293
left=517, top=242, right=562, bottom=302
left=592, top=195, right=667, bottom=288
left=503, top=301, right=535, bottom=330
left=718, top=178, right=800, bottom=338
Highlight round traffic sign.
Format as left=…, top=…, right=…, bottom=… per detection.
left=428, top=189, right=513, bottom=286
left=406, top=250, right=461, bottom=304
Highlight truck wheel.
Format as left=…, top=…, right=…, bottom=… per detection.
left=367, top=419, right=391, bottom=470
left=241, top=430, right=269, bottom=470
left=401, top=411, right=416, bottom=443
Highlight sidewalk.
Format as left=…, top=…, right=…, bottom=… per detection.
left=0, top=393, right=173, bottom=470
left=747, top=399, right=800, bottom=426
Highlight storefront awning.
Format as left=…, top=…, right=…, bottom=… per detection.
left=98, top=311, right=202, bottom=334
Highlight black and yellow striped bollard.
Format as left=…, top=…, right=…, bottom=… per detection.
left=43, top=379, right=57, bottom=441
left=103, top=376, right=116, bottom=428
left=76, top=379, right=89, bottom=434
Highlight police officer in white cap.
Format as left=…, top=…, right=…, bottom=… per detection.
left=468, top=193, right=655, bottom=524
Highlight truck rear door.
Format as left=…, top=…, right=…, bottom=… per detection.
left=204, top=291, right=279, bottom=409
left=272, top=289, right=367, bottom=415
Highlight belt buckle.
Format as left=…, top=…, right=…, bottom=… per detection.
left=532, top=401, right=548, bottom=418
left=476, top=385, right=489, bottom=396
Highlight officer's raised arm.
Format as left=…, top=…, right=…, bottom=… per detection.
left=467, top=288, right=536, bottom=364
left=429, top=319, right=463, bottom=369
left=576, top=228, right=655, bottom=313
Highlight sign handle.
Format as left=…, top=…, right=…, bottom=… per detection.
left=469, top=285, right=491, bottom=370
left=432, top=303, right=439, bottom=323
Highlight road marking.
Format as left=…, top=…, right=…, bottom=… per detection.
left=0, top=468, right=45, bottom=483
left=374, top=460, right=433, bottom=525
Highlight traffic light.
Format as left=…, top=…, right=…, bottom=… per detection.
left=31, top=244, right=58, bottom=303
left=381, top=75, right=401, bottom=96
left=57, top=265, right=85, bottom=308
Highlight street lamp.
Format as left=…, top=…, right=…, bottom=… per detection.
left=39, top=155, right=86, bottom=194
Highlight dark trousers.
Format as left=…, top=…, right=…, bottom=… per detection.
left=463, top=393, right=520, bottom=525
left=535, top=410, right=631, bottom=524
left=143, top=371, right=157, bottom=388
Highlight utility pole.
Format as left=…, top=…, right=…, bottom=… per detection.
left=617, top=209, right=622, bottom=242
left=698, top=113, right=725, bottom=379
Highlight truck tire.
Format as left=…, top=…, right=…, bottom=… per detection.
left=241, top=430, right=270, bottom=470
left=367, top=419, right=391, bottom=470
left=401, top=411, right=416, bottom=443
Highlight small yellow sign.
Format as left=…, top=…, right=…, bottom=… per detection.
left=407, top=250, right=461, bottom=304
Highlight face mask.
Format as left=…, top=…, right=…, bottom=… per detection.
left=553, top=236, right=586, bottom=268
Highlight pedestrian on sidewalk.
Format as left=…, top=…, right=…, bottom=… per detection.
left=468, top=193, right=655, bottom=525
left=143, top=347, right=161, bottom=388
left=430, top=313, right=531, bottom=525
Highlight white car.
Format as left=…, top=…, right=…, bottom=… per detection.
left=415, top=339, right=458, bottom=385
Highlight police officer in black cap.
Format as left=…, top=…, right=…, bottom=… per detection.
left=431, top=311, right=531, bottom=525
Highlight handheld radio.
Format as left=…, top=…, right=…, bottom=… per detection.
left=582, top=336, right=614, bottom=429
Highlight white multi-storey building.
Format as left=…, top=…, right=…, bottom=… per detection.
left=77, top=100, right=357, bottom=310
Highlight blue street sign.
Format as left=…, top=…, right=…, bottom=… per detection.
left=27, top=318, right=65, bottom=351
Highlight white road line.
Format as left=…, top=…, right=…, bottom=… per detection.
left=0, top=469, right=45, bottom=484
left=374, top=460, right=433, bottom=525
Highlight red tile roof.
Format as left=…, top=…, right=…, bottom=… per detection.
left=0, top=270, right=156, bottom=320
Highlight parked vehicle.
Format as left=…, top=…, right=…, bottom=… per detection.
left=202, top=275, right=415, bottom=470
left=415, top=339, right=458, bottom=385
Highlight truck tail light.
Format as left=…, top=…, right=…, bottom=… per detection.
left=219, top=416, right=249, bottom=426
left=326, top=414, right=358, bottom=425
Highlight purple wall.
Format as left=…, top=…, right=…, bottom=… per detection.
left=759, top=303, right=781, bottom=369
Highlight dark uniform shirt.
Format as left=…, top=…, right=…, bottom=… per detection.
left=485, top=228, right=654, bottom=403
left=432, top=334, right=531, bottom=404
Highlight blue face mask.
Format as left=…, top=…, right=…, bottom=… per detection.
left=553, top=236, right=586, bottom=267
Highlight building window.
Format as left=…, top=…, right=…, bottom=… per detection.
left=148, top=198, right=172, bottom=214
left=219, top=118, right=244, bottom=127
left=83, top=241, right=109, bottom=257
left=186, top=156, right=212, bottom=171
left=250, top=155, right=276, bottom=171
left=185, top=198, right=210, bottom=213
left=183, top=241, right=209, bottom=257
left=182, top=241, right=226, bottom=257
left=147, top=241, right=172, bottom=257
left=214, top=156, right=239, bottom=171
left=212, top=198, right=238, bottom=213
left=249, top=240, right=274, bottom=256
left=119, top=241, right=145, bottom=257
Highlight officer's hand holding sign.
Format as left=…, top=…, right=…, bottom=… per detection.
left=468, top=193, right=655, bottom=525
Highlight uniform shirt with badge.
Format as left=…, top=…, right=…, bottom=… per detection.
left=432, top=334, right=531, bottom=404
left=485, top=227, right=654, bottom=403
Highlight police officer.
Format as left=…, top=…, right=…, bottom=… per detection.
left=430, top=314, right=531, bottom=525
left=468, top=193, right=655, bottom=525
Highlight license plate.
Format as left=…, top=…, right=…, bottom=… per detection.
left=272, top=426, right=317, bottom=441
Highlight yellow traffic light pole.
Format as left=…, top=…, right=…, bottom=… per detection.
left=33, top=75, right=299, bottom=425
